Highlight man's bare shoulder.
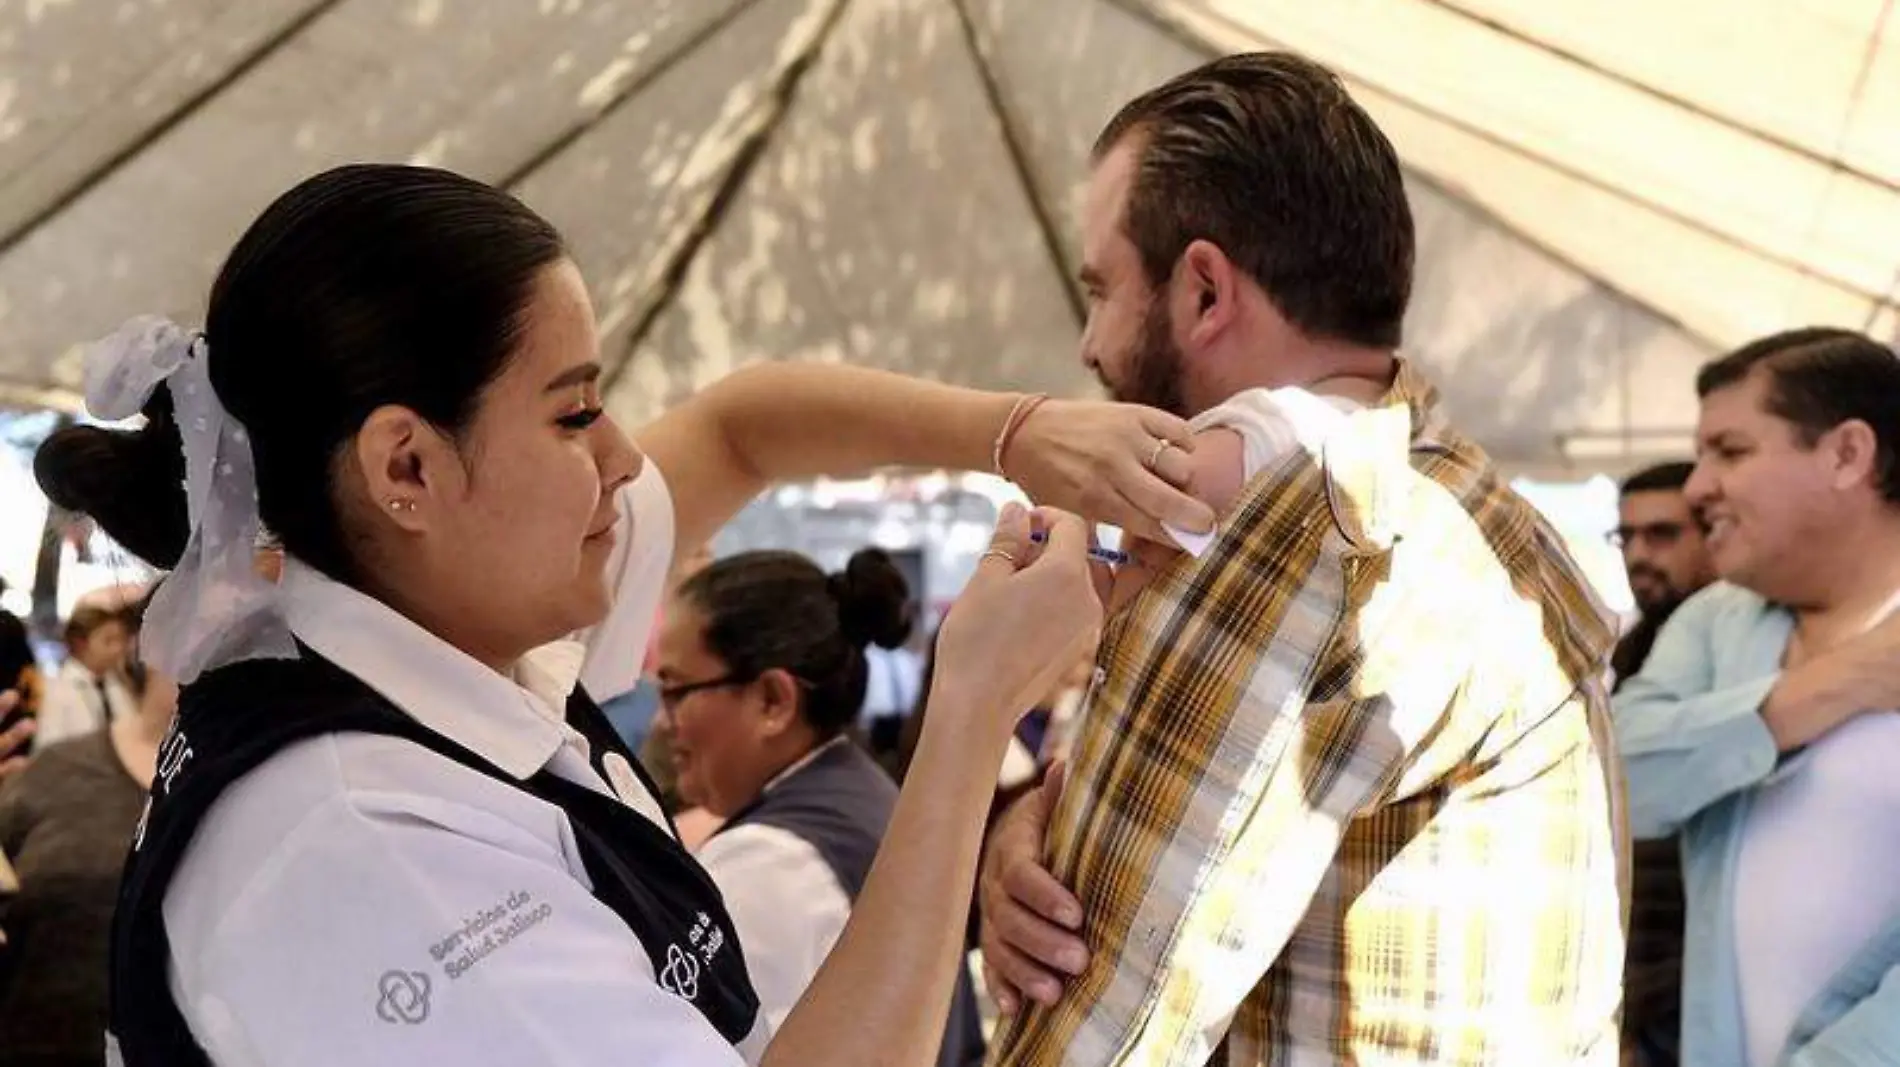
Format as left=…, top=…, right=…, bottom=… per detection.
left=1184, top=426, right=1247, bottom=516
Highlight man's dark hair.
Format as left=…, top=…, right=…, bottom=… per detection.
left=1093, top=51, right=1414, bottom=349
left=1620, top=462, right=1695, bottom=496
left=1695, top=327, right=1900, bottom=504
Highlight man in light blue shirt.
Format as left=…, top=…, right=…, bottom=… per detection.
left=1616, top=326, right=1900, bottom=1067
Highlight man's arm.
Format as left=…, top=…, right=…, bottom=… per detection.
left=978, top=766, right=1087, bottom=1015
left=632, top=363, right=1213, bottom=553
left=987, top=640, right=1467, bottom=1063
left=1760, top=610, right=1900, bottom=749
left=980, top=425, right=1245, bottom=1009
left=1785, top=959, right=1900, bottom=1066
left=1613, top=588, right=1781, bottom=839
left=1616, top=587, right=1896, bottom=839
left=987, top=466, right=1498, bottom=1065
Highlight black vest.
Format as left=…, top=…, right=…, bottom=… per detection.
left=108, top=653, right=758, bottom=1066
left=719, top=740, right=987, bottom=1067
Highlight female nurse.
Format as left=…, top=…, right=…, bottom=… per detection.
left=33, top=164, right=1206, bottom=1067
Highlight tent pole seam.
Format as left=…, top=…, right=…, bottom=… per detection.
left=498, top=0, right=775, bottom=193
left=0, top=0, right=348, bottom=258
left=1417, top=0, right=1900, bottom=196
left=602, top=0, right=856, bottom=394
left=946, top=0, right=1087, bottom=328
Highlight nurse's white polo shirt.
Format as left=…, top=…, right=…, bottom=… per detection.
left=156, top=464, right=766, bottom=1067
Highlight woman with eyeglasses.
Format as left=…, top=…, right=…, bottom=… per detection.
left=654, top=548, right=985, bottom=1066
left=30, top=164, right=1199, bottom=1067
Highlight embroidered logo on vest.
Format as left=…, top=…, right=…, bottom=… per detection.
left=375, top=970, right=432, bottom=1025
left=660, top=943, right=702, bottom=1000
left=659, top=910, right=731, bottom=1002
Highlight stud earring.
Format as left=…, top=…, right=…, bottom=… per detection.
left=386, top=498, right=417, bottom=513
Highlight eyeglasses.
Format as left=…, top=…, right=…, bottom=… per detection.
left=1607, top=521, right=1688, bottom=549
left=657, top=674, right=752, bottom=711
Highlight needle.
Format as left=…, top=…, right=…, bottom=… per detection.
left=1027, top=530, right=1130, bottom=566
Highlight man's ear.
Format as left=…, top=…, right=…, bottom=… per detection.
left=1820, top=418, right=1881, bottom=494
left=1177, top=239, right=1240, bottom=348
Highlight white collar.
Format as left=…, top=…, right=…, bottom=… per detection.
left=60, top=659, right=105, bottom=684
left=762, top=735, right=852, bottom=795
left=279, top=559, right=584, bottom=780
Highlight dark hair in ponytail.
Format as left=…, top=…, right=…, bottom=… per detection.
left=34, top=164, right=566, bottom=581
left=34, top=389, right=188, bottom=567
left=679, top=548, right=915, bottom=739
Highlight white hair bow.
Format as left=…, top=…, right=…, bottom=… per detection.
left=81, top=316, right=297, bottom=684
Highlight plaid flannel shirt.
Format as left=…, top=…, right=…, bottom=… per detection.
left=988, top=363, right=1628, bottom=1066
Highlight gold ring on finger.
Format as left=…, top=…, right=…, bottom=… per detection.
left=982, top=548, right=1021, bottom=567
left=1145, top=439, right=1171, bottom=472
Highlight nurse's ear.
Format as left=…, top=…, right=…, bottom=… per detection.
left=754, top=668, right=804, bottom=738
left=352, top=405, right=464, bottom=534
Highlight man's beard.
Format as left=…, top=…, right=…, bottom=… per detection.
left=1102, top=298, right=1189, bottom=417
left=1627, top=564, right=1687, bottom=619
left=1639, top=590, right=1689, bottom=625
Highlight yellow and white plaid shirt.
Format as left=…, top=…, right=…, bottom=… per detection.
left=988, top=363, right=1628, bottom=1066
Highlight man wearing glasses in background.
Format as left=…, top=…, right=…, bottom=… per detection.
left=1609, top=462, right=1716, bottom=1067
left=1612, top=462, right=1718, bottom=688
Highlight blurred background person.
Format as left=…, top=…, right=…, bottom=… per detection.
left=35, top=606, right=135, bottom=749
left=891, top=625, right=1090, bottom=983
left=0, top=595, right=177, bottom=1067
left=0, top=691, right=29, bottom=782
left=0, top=690, right=30, bottom=950
left=1611, top=462, right=1717, bottom=686
left=1610, top=461, right=1717, bottom=1067
left=895, top=632, right=1088, bottom=794
left=1025, top=652, right=1092, bottom=769
left=618, top=540, right=716, bottom=810
left=0, top=579, right=42, bottom=751
left=1618, top=328, right=1900, bottom=1067
left=654, top=547, right=984, bottom=1066
left=858, top=630, right=925, bottom=769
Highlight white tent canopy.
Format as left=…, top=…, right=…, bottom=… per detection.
left=2, top=0, right=1894, bottom=474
